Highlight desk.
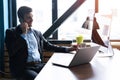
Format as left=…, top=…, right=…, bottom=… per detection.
left=35, top=49, right=120, bottom=80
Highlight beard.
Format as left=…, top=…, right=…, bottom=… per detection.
left=28, top=23, right=32, bottom=27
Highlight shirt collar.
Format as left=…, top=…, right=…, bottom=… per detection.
left=27, top=28, right=33, bottom=33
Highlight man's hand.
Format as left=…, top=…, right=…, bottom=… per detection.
left=21, top=22, right=29, bottom=34
left=68, top=45, right=78, bottom=52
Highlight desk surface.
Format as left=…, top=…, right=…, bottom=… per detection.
left=35, top=49, right=120, bottom=80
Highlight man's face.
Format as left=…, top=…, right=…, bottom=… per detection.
left=23, top=12, right=33, bottom=27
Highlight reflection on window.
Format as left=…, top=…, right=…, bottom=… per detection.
left=17, top=0, right=52, bottom=34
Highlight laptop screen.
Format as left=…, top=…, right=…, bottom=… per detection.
left=91, top=14, right=114, bottom=56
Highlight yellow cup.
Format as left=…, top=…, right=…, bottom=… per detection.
left=76, top=35, right=84, bottom=44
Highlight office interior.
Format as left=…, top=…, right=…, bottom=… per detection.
left=0, top=0, right=120, bottom=79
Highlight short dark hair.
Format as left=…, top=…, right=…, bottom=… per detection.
left=17, top=6, right=32, bottom=20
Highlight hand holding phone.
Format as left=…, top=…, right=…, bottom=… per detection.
left=21, top=21, right=29, bottom=34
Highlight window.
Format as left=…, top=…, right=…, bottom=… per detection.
left=57, top=0, right=76, bottom=18
left=58, top=0, right=95, bottom=40
left=17, top=0, right=52, bottom=34
left=58, top=0, right=120, bottom=40
left=17, top=0, right=120, bottom=40
left=97, top=0, right=120, bottom=40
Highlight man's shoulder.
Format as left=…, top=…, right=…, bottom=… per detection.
left=6, top=25, right=21, bottom=33
left=6, top=27, right=16, bottom=33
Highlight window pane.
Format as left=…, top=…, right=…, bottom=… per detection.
left=98, top=0, right=120, bottom=40
left=57, top=0, right=76, bottom=18
left=58, top=0, right=95, bottom=40
left=17, top=0, right=52, bottom=34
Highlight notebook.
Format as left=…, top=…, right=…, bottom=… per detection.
left=52, top=46, right=100, bottom=67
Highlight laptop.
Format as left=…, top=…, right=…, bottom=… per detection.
left=94, top=17, right=114, bottom=57
left=52, top=46, right=100, bottom=67
left=97, top=41, right=114, bottom=57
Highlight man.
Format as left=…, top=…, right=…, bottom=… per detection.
left=5, top=6, right=77, bottom=80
